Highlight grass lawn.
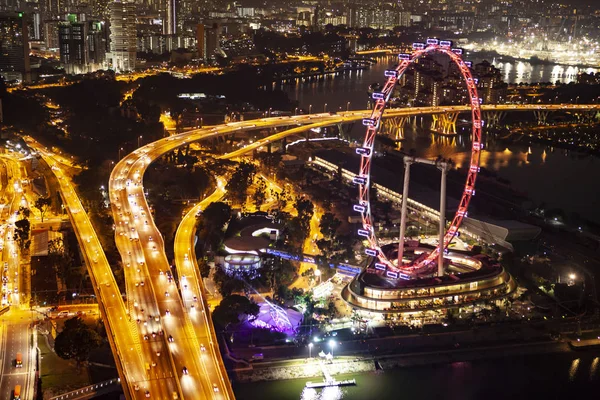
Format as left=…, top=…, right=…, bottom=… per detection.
left=38, top=335, right=91, bottom=395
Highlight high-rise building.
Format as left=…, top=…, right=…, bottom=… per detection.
left=44, top=20, right=60, bottom=49
left=108, top=0, right=136, bottom=72
left=59, top=20, right=88, bottom=72
left=196, top=22, right=219, bottom=61
left=59, top=19, right=106, bottom=74
left=164, top=0, right=176, bottom=35
left=0, top=12, right=31, bottom=82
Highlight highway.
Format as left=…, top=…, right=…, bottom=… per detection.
left=110, top=147, right=229, bottom=399
left=0, top=155, right=25, bottom=308
left=26, top=139, right=170, bottom=400
left=0, top=153, right=35, bottom=400
left=172, top=177, right=232, bottom=399
left=0, top=309, right=36, bottom=400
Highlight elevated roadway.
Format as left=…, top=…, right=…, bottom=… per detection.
left=26, top=139, right=174, bottom=400
left=172, top=177, right=230, bottom=399
left=110, top=149, right=225, bottom=398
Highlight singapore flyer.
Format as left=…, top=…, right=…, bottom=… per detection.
left=354, top=39, right=483, bottom=278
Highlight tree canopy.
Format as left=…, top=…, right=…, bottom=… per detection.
left=54, top=317, right=102, bottom=365
left=212, top=294, right=259, bottom=328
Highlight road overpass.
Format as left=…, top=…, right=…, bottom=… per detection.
left=27, top=139, right=173, bottom=400
left=172, top=177, right=231, bottom=399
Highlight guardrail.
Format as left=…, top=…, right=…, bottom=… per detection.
left=0, top=305, right=10, bottom=316
left=49, top=378, right=120, bottom=400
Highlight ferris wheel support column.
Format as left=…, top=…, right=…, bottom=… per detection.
left=397, top=156, right=414, bottom=267
left=437, top=162, right=449, bottom=277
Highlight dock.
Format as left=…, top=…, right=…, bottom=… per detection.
left=304, top=360, right=357, bottom=389
left=306, top=379, right=356, bottom=389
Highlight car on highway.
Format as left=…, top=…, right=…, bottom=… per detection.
left=168, top=335, right=174, bottom=342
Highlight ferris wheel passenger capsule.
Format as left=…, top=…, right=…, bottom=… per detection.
left=353, top=176, right=367, bottom=185
left=375, top=262, right=387, bottom=271
left=355, top=147, right=371, bottom=156
left=353, top=204, right=366, bottom=213
left=365, top=248, right=378, bottom=257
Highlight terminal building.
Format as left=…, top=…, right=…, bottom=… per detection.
left=341, top=243, right=517, bottom=321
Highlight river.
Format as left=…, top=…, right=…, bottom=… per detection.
left=283, top=55, right=600, bottom=224
left=233, top=351, right=600, bottom=400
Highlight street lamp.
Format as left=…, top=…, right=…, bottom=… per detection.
left=308, top=342, right=313, bottom=359
left=309, top=104, right=312, bottom=114
left=324, top=103, right=328, bottom=113
left=329, top=340, right=336, bottom=358
left=314, top=268, right=321, bottom=284
left=347, top=101, right=351, bottom=111
left=118, top=147, right=124, bottom=159
left=138, top=135, right=143, bottom=147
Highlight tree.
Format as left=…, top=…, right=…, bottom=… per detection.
left=212, top=294, right=259, bottom=328
left=198, top=258, right=211, bottom=278
left=197, top=202, right=232, bottom=253
left=261, top=256, right=296, bottom=292
left=319, top=212, right=341, bottom=240
left=274, top=187, right=291, bottom=211
left=294, top=196, right=314, bottom=231
left=252, top=176, right=267, bottom=210
left=14, top=217, right=31, bottom=252
left=48, top=238, right=78, bottom=286
left=34, top=196, right=52, bottom=222
left=212, top=265, right=245, bottom=297
left=225, top=162, right=256, bottom=207
left=18, top=206, right=30, bottom=218
left=54, top=317, right=102, bottom=366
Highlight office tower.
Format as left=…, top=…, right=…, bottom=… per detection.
left=0, top=12, right=31, bottom=82
left=196, top=22, right=219, bottom=61
left=59, top=19, right=106, bottom=74
left=108, top=0, right=135, bottom=72
left=164, top=0, right=176, bottom=35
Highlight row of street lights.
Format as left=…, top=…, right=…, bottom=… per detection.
left=308, top=339, right=336, bottom=359
left=292, top=102, right=352, bottom=116
left=118, top=136, right=145, bottom=160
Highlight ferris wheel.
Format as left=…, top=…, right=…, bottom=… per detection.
left=354, top=39, right=483, bottom=278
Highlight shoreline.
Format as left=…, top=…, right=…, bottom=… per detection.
left=231, top=338, right=575, bottom=384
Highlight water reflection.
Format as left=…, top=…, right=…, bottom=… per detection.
left=569, top=358, right=580, bottom=382
left=590, top=358, right=599, bottom=381
left=301, top=386, right=345, bottom=400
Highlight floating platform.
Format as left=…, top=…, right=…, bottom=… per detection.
left=305, top=379, right=357, bottom=389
